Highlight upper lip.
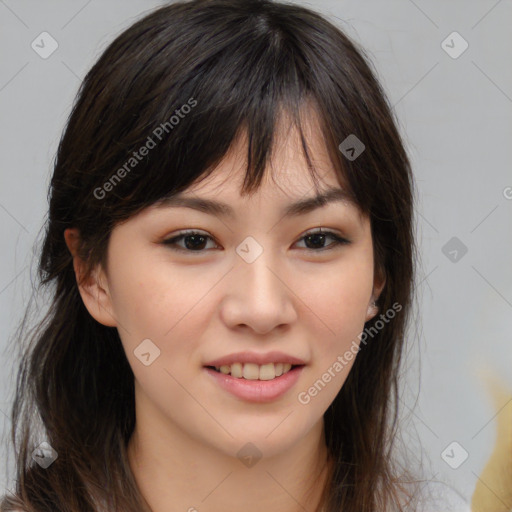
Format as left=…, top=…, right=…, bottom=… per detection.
left=204, top=351, right=306, bottom=367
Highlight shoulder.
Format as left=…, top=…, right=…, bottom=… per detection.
left=417, top=479, right=471, bottom=512
left=0, top=493, right=27, bottom=512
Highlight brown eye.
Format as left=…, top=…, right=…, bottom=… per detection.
left=162, top=230, right=218, bottom=253
left=296, top=229, right=351, bottom=251
left=162, top=228, right=350, bottom=255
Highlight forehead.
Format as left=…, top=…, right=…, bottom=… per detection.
left=158, top=107, right=358, bottom=213
left=156, top=162, right=354, bottom=228
left=148, top=102, right=369, bottom=229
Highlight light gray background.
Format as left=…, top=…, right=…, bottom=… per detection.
left=1, top=0, right=511, bottom=506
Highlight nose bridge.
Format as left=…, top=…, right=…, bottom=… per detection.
left=237, top=235, right=283, bottom=302
left=222, top=235, right=296, bottom=333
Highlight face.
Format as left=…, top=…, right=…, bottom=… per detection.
left=66, top=115, right=384, bottom=461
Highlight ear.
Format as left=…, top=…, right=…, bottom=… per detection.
left=64, top=228, right=117, bottom=327
left=365, top=266, right=386, bottom=323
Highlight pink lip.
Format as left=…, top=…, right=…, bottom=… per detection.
left=203, top=350, right=306, bottom=367
left=204, top=365, right=305, bottom=403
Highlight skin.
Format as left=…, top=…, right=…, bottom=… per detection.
left=65, top=111, right=385, bottom=512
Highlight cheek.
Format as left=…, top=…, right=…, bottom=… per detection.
left=107, top=255, right=218, bottom=363
left=302, top=255, right=374, bottom=343
left=108, top=260, right=177, bottom=336
left=295, top=258, right=374, bottom=412
left=295, top=260, right=372, bottom=411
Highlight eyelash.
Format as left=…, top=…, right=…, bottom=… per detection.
left=162, top=229, right=351, bottom=254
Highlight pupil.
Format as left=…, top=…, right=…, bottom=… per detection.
left=306, top=234, right=325, bottom=249
left=185, top=235, right=207, bottom=250
left=183, top=234, right=327, bottom=251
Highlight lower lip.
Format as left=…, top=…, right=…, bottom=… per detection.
left=204, top=366, right=305, bottom=403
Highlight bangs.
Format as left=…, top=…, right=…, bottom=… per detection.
left=74, top=2, right=379, bottom=222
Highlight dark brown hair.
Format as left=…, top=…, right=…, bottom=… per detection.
left=2, top=0, right=421, bottom=510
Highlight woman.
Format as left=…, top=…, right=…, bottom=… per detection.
left=1, top=0, right=465, bottom=510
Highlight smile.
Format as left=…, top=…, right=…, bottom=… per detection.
left=204, top=364, right=305, bottom=403
left=207, top=362, right=299, bottom=380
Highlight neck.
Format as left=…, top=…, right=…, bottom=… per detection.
left=127, top=391, right=332, bottom=512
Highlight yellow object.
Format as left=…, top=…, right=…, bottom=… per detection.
left=471, top=369, right=512, bottom=512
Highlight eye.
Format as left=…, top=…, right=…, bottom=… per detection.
left=296, top=229, right=351, bottom=251
left=162, top=228, right=351, bottom=254
left=162, top=230, right=218, bottom=253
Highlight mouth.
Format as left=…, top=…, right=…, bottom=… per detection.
left=205, top=362, right=304, bottom=381
left=203, top=363, right=306, bottom=403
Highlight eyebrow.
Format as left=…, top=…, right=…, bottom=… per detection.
left=155, top=186, right=355, bottom=219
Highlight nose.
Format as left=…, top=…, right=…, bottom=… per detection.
left=219, top=249, right=298, bottom=335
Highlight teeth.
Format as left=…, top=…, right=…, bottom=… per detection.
left=214, top=362, right=294, bottom=380
left=230, top=362, right=242, bottom=378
